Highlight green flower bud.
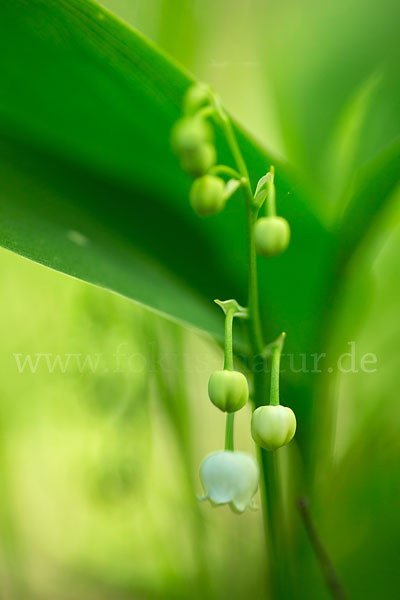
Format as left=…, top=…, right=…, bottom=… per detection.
left=190, top=175, right=226, bottom=217
left=180, top=142, right=216, bottom=177
left=208, top=370, right=249, bottom=412
left=170, top=116, right=212, bottom=155
left=183, top=83, right=210, bottom=115
left=254, top=216, right=290, bottom=257
left=251, top=405, right=296, bottom=451
left=199, top=450, right=259, bottom=513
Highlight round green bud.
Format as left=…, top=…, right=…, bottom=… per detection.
left=190, top=175, right=226, bottom=217
left=183, top=83, right=210, bottom=115
left=254, top=216, right=291, bottom=257
left=208, top=370, right=249, bottom=412
left=251, top=405, right=296, bottom=451
left=180, top=142, right=216, bottom=177
left=170, top=116, right=212, bottom=155
left=199, top=450, right=259, bottom=513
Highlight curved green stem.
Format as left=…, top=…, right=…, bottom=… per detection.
left=213, top=97, right=264, bottom=354
left=225, top=413, right=234, bottom=451
left=224, top=309, right=235, bottom=371
left=214, top=101, right=250, bottom=181
left=270, top=345, right=281, bottom=406
left=270, top=335, right=285, bottom=406
left=209, top=164, right=241, bottom=179
left=196, top=105, right=215, bottom=121
left=265, top=166, right=276, bottom=217
left=246, top=202, right=264, bottom=354
left=223, top=308, right=235, bottom=451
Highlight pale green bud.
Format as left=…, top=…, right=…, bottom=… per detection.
left=199, top=450, right=259, bottom=513
left=208, top=370, right=249, bottom=412
left=254, top=216, right=290, bottom=257
left=190, top=175, right=226, bottom=217
left=251, top=405, right=296, bottom=451
left=181, top=143, right=217, bottom=177
left=180, top=142, right=216, bottom=177
left=183, top=83, right=210, bottom=115
left=170, top=116, right=212, bottom=155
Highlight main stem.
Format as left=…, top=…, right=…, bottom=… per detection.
left=223, top=309, right=234, bottom=371
left=224, top=308, right=235, bottom=451
left=266, top=167, right=276, bottom=217
left=218, top=107, right=283, bottom=597
left=270, top=345, right=281, bottom=406
left=218, top=112, right=264, bottom=353
left=225, top=414, right=234, bottom=451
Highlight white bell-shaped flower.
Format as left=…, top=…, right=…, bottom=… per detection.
left=199, top=450, right=259, bottom=513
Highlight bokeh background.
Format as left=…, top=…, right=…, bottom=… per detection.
left=0, top=0, right=399, bottom=598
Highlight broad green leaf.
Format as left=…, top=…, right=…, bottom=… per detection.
left=1, top=0, right=398, bottom=449
left=0, top=0, right=327, bottom=353
left=335, top=141, right=400, bottom=269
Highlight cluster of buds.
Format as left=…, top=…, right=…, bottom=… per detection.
left=170, top=84, right=296, bottom=515
left=171, top=84, right=240, bottom=218
left=171, top=113, right=216, bottom=178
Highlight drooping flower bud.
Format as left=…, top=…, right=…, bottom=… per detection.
left=170, top=116, right=212, bottom=155
left=199, top=450, right=259, bottom=513
left=190, top=175, right=226, bottom=217
left=254, top=216, right=290, bottom=258
left=208, top=370, right=249, bottom=412
left=183, top=83, right=210, bottom=115
left=180, top=142, right=216, bottom=177
left=251, top=405, right=296, bottom=451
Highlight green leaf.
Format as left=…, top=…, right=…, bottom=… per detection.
left=336, top=141, right=400, bottom=266
left=0, top=0, right=326, bottom=348
left=2, top=0, right=397, bottom=447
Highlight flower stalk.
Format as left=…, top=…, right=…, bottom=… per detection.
left=172, top=83, right=297, bottom=595
left=224, top=307, right=235, bottom=451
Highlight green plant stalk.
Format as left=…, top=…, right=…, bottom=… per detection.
left=209, top=164, right=241, bottom=179
left=266, top=181, right=276, bottom=217
left=224, top=308, right=235, bottom=451
left=264, top=167, right=276, bottom=217
left=225, top=414, right=234, bottom=452
left=215, top=108, right=264, bottom=352
left=270, top=345, right=281, bottom=406
left=216, top=105, right=287, bottom=597
left=223, top=309, right=235, bottom=371
left=246, top=202, right=265, bottom=353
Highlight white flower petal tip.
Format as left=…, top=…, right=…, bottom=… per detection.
left=199, top=450, right=259, bottom=514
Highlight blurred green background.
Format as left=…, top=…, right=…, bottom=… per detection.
left=0, top=0, right=399, bottom=598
